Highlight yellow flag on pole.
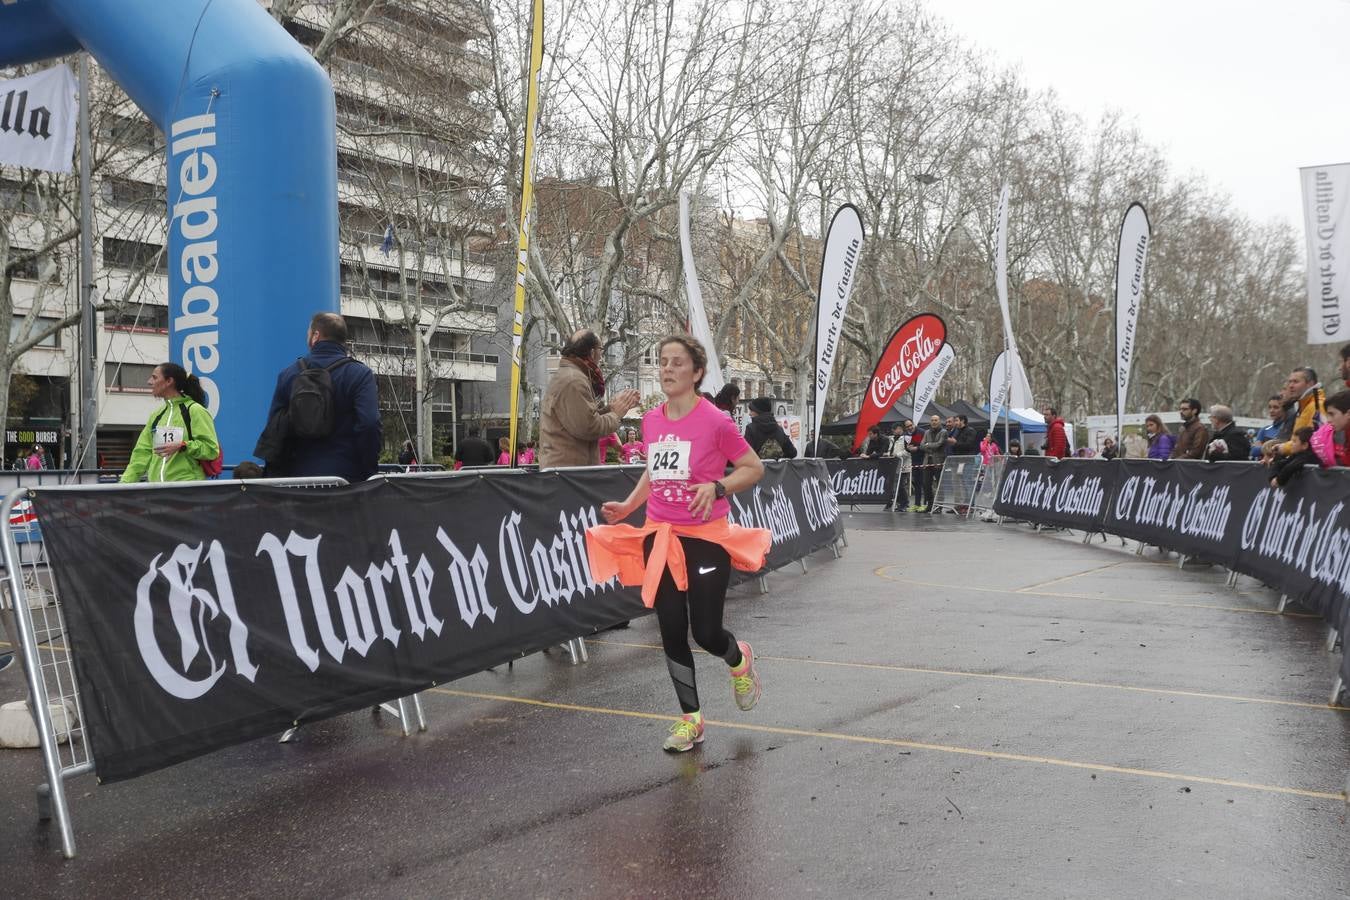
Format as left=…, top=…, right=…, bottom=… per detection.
left=508, top=0, right=544, bottom=459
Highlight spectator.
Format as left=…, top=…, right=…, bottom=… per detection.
left=889, top=421, right=913, bottom=511
left=950, top=415, right=980, bottom=455
left=1339, top=344, right=1350, bottom=390
left=539, top=329, right=640, bottom=468
left=1041, top=406, right=1069, bottom=459
left=804, top=435, right=842, bottom=459
left=1100, top=436, right=1119, bottom=460
left=1007, top=439, right=1023, bottom=457
left=121, top=362, right=220, bottom=483
left=24, top=446, right=42, bottom=470
left=397, top=439, right=417, bottom=466
left=259, top=312, right=381, bottom=482
left=908, top=418, right=926, bottom=477
left=743, top=398, right=798, bottom=459
left=1204, top=405, right=1251, bottom=462
left=455, top=426, right=495, bottom=467
left=1145, top=414, right=1175, bottom=459
left=1122, top=431, right=1148, bottom=458
left=1312, top=390, right=1350, bottom=468
left=1169, top=398, right=1209, bottom=460
left=496, top=436, right=512, bottom=466
left=712, top=383, right=740, bottom=416
left=1251, top=394, right=1286, bottom=459
left=1267, top=367, right=1326, bottom=460
left=1271, top=427, right=1318, bottom=487
left=861, top=424, right=889, bottom=458
left=917, top=414, right=948, bottom=512
left=233, top=460, right=265, bottom=479
left=979, top=431, right=1002, bottom=465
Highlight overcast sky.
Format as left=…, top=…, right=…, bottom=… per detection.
left=925, top=0, right=1350, bottom=241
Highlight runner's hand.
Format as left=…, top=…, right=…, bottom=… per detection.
left=601, top=501, right=630, bottom=524
left=153, top=442, right=183, bottom=459
left=687, top=483, right=717, bottom=521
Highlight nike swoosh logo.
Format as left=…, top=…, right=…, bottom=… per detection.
left=697, top=566, right=717, bottom=574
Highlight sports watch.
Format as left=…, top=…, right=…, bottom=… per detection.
left=713, top=480, right=727, bottom=499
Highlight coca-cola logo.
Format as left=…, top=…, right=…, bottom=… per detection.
left=854, top=314, right=946, bottom=452
left=868, top=321, right=944, bottom=408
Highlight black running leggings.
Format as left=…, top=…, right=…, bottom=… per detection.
left=643, top=533, right=744, bottom=714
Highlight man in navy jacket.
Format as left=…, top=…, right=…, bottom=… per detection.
left=264, top=312, right=381, bottom=482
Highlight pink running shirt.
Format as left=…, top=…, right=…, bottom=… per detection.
left=642, top=397, right=751, bottom=525
left=621, top=441, right=646, bottom=464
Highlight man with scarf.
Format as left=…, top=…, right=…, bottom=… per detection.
left=540, top=329, right=641, bottom=468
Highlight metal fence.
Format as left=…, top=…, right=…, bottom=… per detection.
left=1, top=477, right=348, bottom=859
left=969, top=456, right=1007, bottom=519
left=930, top=455, right=983, bottom=515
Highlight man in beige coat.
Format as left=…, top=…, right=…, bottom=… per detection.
left=539, top=329, right=640, bottom=468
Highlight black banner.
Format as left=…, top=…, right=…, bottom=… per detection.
left=995, top=457, right=1350, bottom=688
left=825, top=456, right=899, bottom=505
left=30, top=460, right=842, bottom=783
left=992, top=457, right=1117, bottom=530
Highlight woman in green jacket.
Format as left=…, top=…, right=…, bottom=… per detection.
left=120, top=363, right=220, bottom=483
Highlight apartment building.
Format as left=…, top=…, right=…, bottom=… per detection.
left=0, top=0, right=501, bottom=468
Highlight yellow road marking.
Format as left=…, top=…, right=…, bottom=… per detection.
left=874, top=567, right=1320, bottom=618
left=1016, top=562, right=1125, bottom=592
left=429, top=686, right=1347, bottom=802
left=586, top=638, right=1349, bottom=713
left=0, top=638, right=68, bottom=652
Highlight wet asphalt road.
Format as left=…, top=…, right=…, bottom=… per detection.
left=1, top=511, right=1348, bottom=898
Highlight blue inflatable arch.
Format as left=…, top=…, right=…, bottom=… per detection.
left=0, top=0, right=339, bottom=462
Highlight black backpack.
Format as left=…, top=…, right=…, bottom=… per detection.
left=288, top=356, right=352, bottom=439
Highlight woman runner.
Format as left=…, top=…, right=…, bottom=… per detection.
left=587, top=335, right=771, bottom=752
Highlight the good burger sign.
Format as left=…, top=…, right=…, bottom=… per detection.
left=853, top=314, right=947, bottom=451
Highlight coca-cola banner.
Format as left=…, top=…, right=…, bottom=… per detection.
left=29, top=461, right=842, bottom=783
left=826, top=457, right=899, bottom=505
left=994, top=457, right=1349, bottom=688
left=853, top=314, right=946, bottom=453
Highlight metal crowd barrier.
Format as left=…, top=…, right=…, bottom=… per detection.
left=969, top=456, right=1007, bottom=520
left=0, top=475, right=443, bottom=860
left=930, top=455, right=983, bottom=516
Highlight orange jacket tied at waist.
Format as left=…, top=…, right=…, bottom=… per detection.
left=586, top=518, right=772, bottom=608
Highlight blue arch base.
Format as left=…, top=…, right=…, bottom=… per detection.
left=0, top=0, right=339, bottom=462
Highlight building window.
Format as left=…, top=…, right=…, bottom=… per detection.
left=102, top=238, right=167, bottom=273
left=102, top=177, right=164, bottom=209
left=102, top=115, right=161, bottom=153
left=11, top=316, right=61, bottom=348
left=104, top=304, right=169, bottom=332
left=0, top=178, right=43, bottom=215
left=5, top=247, right=59, bottom=282
left=105, top=362, right=157, bottom=392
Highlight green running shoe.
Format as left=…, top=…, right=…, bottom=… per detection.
left=663, top=714, right=704, bottom=752
left=730, top=640, right=761, bottom=711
